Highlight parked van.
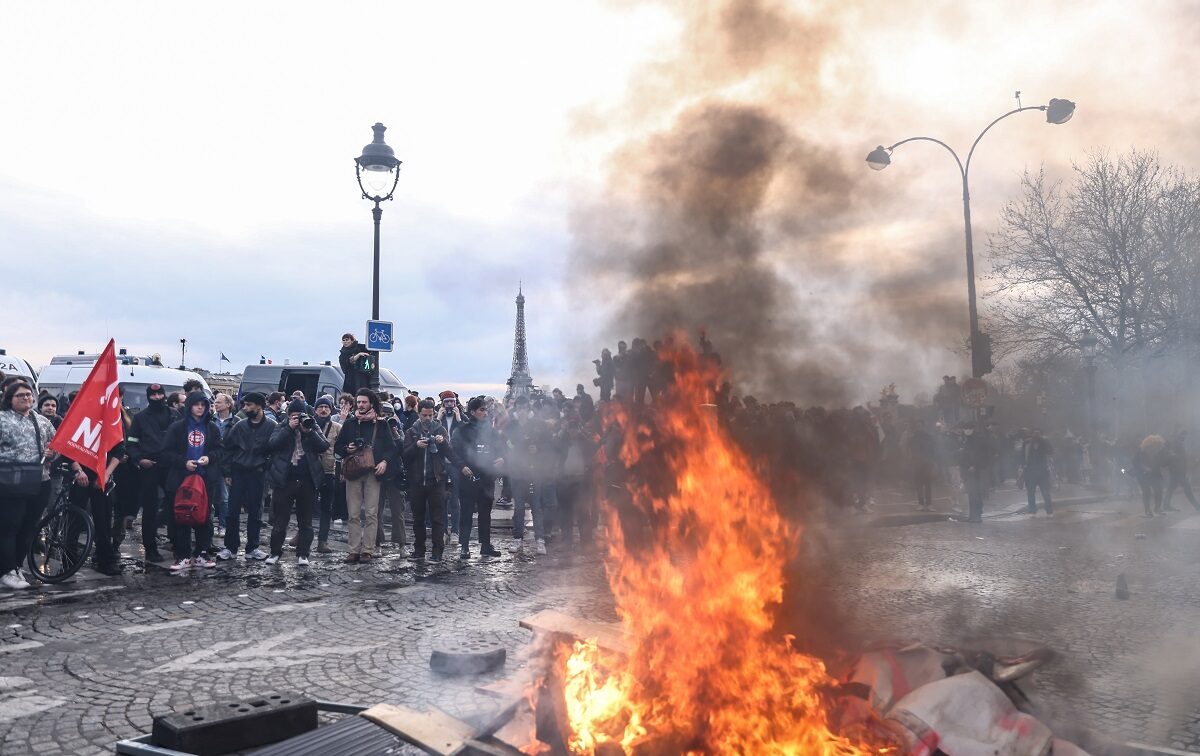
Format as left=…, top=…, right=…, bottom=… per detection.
left=0, top=348, right=39, bottom=390
left=237, top=362, right=408, bottom=403
left=37, top=352, right=212, bottom=413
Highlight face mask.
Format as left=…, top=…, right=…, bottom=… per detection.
left=149, top=397, right=166, bottom=408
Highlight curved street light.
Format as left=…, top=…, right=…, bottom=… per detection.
left=866, top=98, right=1076, bottom=378
left=355, top=122, right=403, bottom=321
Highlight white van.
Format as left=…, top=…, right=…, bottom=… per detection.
left=37, top=351, right=212, bottom=413
left=0, top=348, right=39, bottom=390
left=237, top=361, right=408, bottom=403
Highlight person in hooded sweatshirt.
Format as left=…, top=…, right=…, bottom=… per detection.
left=160, top=392, right=224, bottom=571
left=126, top=383, right=180, bottom=563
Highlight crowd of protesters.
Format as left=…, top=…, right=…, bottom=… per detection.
left=4, top=330, right=1199, bottom=590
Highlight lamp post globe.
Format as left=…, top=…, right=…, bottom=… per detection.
left=354, top=122, right=403, bottom=323
left=866, top=146, right=891, bottom=171
left=1045, top=98, right=1076, bottom=125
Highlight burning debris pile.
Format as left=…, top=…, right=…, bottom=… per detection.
left=528, top=343, right=886, bottom=754
left=516, top=343, right=1095, bottom=756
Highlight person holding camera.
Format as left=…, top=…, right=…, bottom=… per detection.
left=311, top=396, right=342, bottom=554
left=263, top=400, right=329, bottom=565
left=452, top=396, right=505, bottom=558
left=437, top=390, right=467, bottom=540
left=333, top=389, right=397, bottom=563
left=402, top=399, right=462, bottom=562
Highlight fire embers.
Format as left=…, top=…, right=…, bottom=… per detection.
left=530, top=344, right=893, bottom=754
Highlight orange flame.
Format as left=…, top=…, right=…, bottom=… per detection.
left=553, top=343, right=890, bottom=754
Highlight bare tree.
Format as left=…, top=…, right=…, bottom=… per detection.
left=985, top=150, right=1195, bottom=367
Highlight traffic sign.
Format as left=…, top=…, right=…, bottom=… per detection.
left=366, top=320, right=393, bottom=353
left=962, top=377, right=988, bottom=407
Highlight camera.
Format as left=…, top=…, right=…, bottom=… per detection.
left=420, top=434, right=439, bottom=454
left=353, top=437, right=365, bottom=448
left=300, top=415, right=315, bottom=431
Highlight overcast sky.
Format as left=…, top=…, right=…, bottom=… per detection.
left=3, top=1, right=1199, bottom=402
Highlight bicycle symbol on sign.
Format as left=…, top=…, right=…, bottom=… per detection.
left=370, top=327, right=391, bottom=345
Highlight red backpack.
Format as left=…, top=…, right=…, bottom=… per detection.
left=174, top=474, right=209, bottom=527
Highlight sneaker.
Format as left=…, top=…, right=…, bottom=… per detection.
left=536, top=539, right=547, bottom=555
left=247, top=548, right=269, bottom=561
left=316, top=542, right=332, bottom=554
left=508, top=539, right=523, bottom=553
left=1, top=571, right=26, bottom=590
left=169, top=559, right=189, bottom=572
left=198, top=556, right=217, bottom=568
left=265, top=554, right=280, bottom=565
left=334, top=519, right=344, bottom=525
left=297, top=556, right=309, bottom=566
left=216, top=526, right=226, bottom=538
left=215, top=548, right=233, bottom=561
left=481, top=545, right=501, bottom=557
left=460, top=545, right=470, bottom=558
left=430, top=553, right=443, bottom=563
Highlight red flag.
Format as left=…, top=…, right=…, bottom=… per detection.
left=49, top=339, right=125, bottom=487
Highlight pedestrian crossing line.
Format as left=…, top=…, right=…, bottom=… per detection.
left=0, top=641, right=44, bottom=654
left=120, top=618, right=200, bottom=635
left=260, top=602, right=326, bottom=614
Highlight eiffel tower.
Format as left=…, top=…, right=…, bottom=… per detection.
left=505, top=283, right=534, bottom=401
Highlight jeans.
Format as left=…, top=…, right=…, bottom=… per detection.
left=71, top=483, right=116, bottom=565
left=225, top=469, right=266, bottom=554
left=446, top=468, right=464, bottom=535
left=270, top=474, right=316, bottom=558
left=556, top=478, right=593, bottom=543
left=458, top=476, right=494, bottom=548
left=1165, top=472, right=1199, bottom=510
left=213, top=476, right=230, bottom=529
left=317, top=473, right=335, bottom=543
left=512, top=478, right=549, bottom=541
left=377, top=482, right=407, bottom=545
left=915, top=466, right=933, bottom=509
left=409, top=481, right=446, bottom=556
left=963, top=468, right=985, bottom=522
left=535, top=480, right=558, bottom=538
left=1026, top=477, right=1053, bottom=514
left=136, top=464, right=168, bottom=555
left=345, top=475, right=381, bottom=554
left=171, top=491, right=212, bottom=559
left=0, top=483, right=48, bottom=575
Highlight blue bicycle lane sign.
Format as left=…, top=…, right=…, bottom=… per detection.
left=366, top=320, right=394, bottom=352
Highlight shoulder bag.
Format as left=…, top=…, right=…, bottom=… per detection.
left=0, top=414, right=46, bottom=496
left=343, top=424, right=378, bottom=481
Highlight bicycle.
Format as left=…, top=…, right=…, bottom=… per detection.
left=26, top=462, right=96, bottom=584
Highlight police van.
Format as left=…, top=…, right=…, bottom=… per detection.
left=237, top=361, right=408, bottom=403
left=0, top=348, right=39, bottom=390
left=37, top=351, right=212, bottom=412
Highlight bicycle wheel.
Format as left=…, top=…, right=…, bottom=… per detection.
left=27, top=503, right=95, bottom=583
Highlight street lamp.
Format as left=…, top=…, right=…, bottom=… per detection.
left=1077, top=329, right=1099, bottom=437
left=866, top=97, right=1076, bottom=378
left=354, top=122, right=402, bottom=321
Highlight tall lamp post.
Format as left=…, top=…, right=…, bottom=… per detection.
left=1077, top=330, right=1099, bottom=437
left=866, top=97, right=1076, bottom=378
left=354, top=123, right=402, bottom=321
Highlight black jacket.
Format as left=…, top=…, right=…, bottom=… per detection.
left=452, top=419, right=503, bottom=484
left=221, top=416, right=278, bottom=474
left=403, top=419, right=461, bottom=486
left=334, top=415, right=399, bottom=477
left=161, top=417, right=225, bottom=493
left=339, top=343, right=378, bottom=394
left=127, top=403, right=178, bottom=464
left=265, top=422, right=329, bottom=489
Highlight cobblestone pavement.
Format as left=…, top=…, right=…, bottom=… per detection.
left=1, top=498, right=1198, bottom=754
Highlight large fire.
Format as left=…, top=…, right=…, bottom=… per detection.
left=537, top=344, right=892, bottom=754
